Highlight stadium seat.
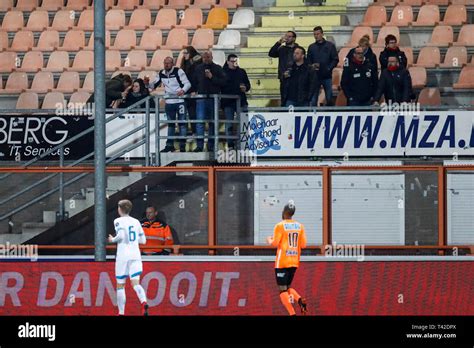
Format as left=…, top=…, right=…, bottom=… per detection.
left=69, top=91, right=91, bottom=106
left=112, top=29, right=137, bottom=50
left=426, top=0, right=448, bottom=5
left=58, top=30, right=86, bottom=51
left=16, top=92, right=39, bottom=109
left=26, top=10, right=50, bottom=31
left=15, top=0, right=39, bottom=11
left=43, top=51, right=70, bottom=72
left=408, top=66, right=427, bottom=88
left=111, top=70, right=131, bottom=78
left=33, top=30, right=60, bottom=51
left=77, top=9, right=94, bottom=30
left=114, top=0, right=139, bottom=10
left=81, top=71, right=94, bottom=91
left=138, top=70, right=157, bottom=82
left=453, top=66, right=474, bottom=88
left=166, top=0, right=190, bottom=9
left=412, top=5, right=440, bottom=27
left=86, top=31, right=112, bottom=50
left=0, top=52, right=18, bottom=72
left=176, top=8, right=203, bottom=29
left=70, top=50, right=93, bottom=71
left=337, top=47, right=351, bottom=68
left=66, top=0, right=90, bottom=10
left=427, top=25, right=453, bottom=47
left=360, top=5, right=387, bottom=27
left=400, top=46, right=414, bottom=66
left=418, top=87, right=441, bottom=105
left=125, top=50, right=147, bottom=71
left=388, top=6, right=413, bottom=27
left=106, top=50, right=122, bottom=71
left=127, top=9, right=152, bottom=30
left=152, top=9, right=177, bottom=29
left=375, top=26, right=400, bottom=47
left=16, top=51, right=43, bottom=72
left=451, top=0, right=474, bottom=4
left=203, top=8, right=228, bottom=29
left=30, top=72, right=54, bottom=93
left=10, top=31, right=34, bottom=52
left=136, top=28, right=162, bottom=50
left=218, top=0, right=242, bottom=8
left=0, top=0, right=14, bottom=11
left=106, top=9, right=126, bottom=30
left=39, top=0, right=64, bottom=11
left=191, top=29, right=214, bottom=50
left=454, top=25, right=474, bottom=47
left=347, top=27, right=374, bottom=46
left=335, top=90, right=347, bottom=106
left=415, top=46, right=440, bottom=67
left=52, top=10, right=76, bottom=31
left=42, top=92, right=65, bottom=109
left=440, top=5, right=467, bottom=26
left=56, top=71, right=80, bottom=93
left=401, top=0, right=422, bottom=6
left=148, top=49, right=173, bottom=70
left=0, top=31, right=8, bottom=51
left=440, top=46, right=468, bottom=68
left=211, top=49, right=226, bottom=66
left=192, top=0, right=216, bottom=9
left=213, top=29, right=240, bottom=49
left=227, top=9, right=254, bottom=29
left=374, top=0, right=396, bottom=5
left=0, top=72, right=28, bottom=94
left=2, top=11, right=25, bottom=32
left=332, top=68, right=342, bottom=91
left=161, top=28, right=188, bottom=50
left=141, top=0, right=166, bottom=9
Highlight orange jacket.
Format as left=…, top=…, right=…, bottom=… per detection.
left=141, top=219, right=174, bottom=254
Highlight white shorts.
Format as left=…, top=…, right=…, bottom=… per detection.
left=115, top=259, right=143, bottom=283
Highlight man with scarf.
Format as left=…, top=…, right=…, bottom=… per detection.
left=379, top=34, right=408, bottom=70
left=373, top=56, right=412, bottom=105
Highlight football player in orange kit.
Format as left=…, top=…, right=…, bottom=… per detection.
left=267, top=200, right=308, bottom=316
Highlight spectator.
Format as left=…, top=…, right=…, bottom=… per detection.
left=341, top=45, right=378, bottom=106
left=221, top=54, right=251, bottom=149
left=282, top=47, right=311, bottom=107
left=307, top=26, right=339, bottom=106
left=180, top=46, right=202, bottom=136
left=141, top=206, right=174, bottom=255
left=379, top=35, right=408, bottom=71
left=345, top=34, right=378, bottom=71
left=87, top=73, right=133, bottom=108
left=268, top=31, right=299, bottom=106
left=192, top=50, right=227, bottom=152
left=120, top=78, right=154, bottom=109
left=373, top=56, right=412, bottom=105
left=145, top=56, right=191, bottom=153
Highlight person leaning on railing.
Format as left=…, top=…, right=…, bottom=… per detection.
left=119, top=78, right=155, bottom=109
left=87, top=73, right=133, bottom=108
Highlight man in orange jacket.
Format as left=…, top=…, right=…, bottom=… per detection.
left=141, top=206, right=174, bottom=255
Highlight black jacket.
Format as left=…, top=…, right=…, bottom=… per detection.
left=120, top=91, right=155, bottom=109
left=221, top=64, right=251, bottom=107
left=193, top=62, right=227, bottom=95
left=268, top=41, right=299, bottom=80
left=87, top=75, right=127, bottom=107
left=346, top=46, right=378, bottom=71
left=379, top=47, right=408, bottom=70
left=341, top=57, right=378, bottom=104
left=307, top=39, right=339, bottom=79
left=182, top=55, right=202, bottom=93
left=282, top=62, right=312, bottom=105
left=374, top=67, right=412, bottom=103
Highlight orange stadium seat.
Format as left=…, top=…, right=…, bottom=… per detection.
left=332, top=68, right=342, bottom=91
left=427, top=25, right=453, bottom=47
left=138, top=70, right=157, bottom=82
left=77, top=9, right=94, bottom=30
left=106, top=50, right=122, bottom=71
left=360, top=6, right=387, bottom=27
left=0, top=72, right=28, bottom=94
left=388, top=5, right=413, bottom=27
left=112, top=29, right=137, bottom=50
left=2, top=11, right=25, bottom=32
left=39, top=0, right=64, bottom=11
left=42, top=92, right=65, bottom=109
left=408, top=66, right=427, bottom=88
left=148, top=49, right=173, bottom=70
left=0, top=0, right=14, bottom=11
left=26, top=10, right=50, bottom=31
left=16, top=92, right=39, bottom=109
left=95, top=0, right=116, bottom=9
left=86, top=31, right=112, bottom=50
left=415, top=46, right=440, bottom=67
left=400, top=46, right=414, bottom=66
left=125, top=50, right=147, bottom=71
left=58, top=30, right=86, bottom=51
left=114, top=0, right=140, bottom=10
left=153, top=9, right=177, bottom=29
left=111, top=70, right=131, bottom=78
left=70, top=50, right=93, bottom=71
left=127, top=9, right=152, bottom=30
left=52, top=10, right=76, bottom=31
left=136, top=28, right=162, bottom=50
left=453, top=66, right=474, bottom=88
left=375, top=26, right=400, bottom=47
left=418, top=87, right=441, bottom=105
left=192, top=0, right=216, bottom=9
left=335, top=90, right=347, bottom=106
left=191, top=28, right=214, bottom=49
left=66, top=0, right=91, bottom=10
left=33, top=30, right=60, bottom=51
left=454, top=25, right=474, bottom=46
left=176, top=8, right=203, bottom=29
left=203, top=8, right=228, bottom=29
left=0, top=52, right=18, bottom=72
left=17, top=51, right=44, bottom=72
left=347, top=27, right=374, bottom=46
left=426, top=0, right=448, bottom=5
left=30, top=72, right=54, bottom=93
left=81, top=71, right=94, bottom=91
left=141, top=0, right=166, bottom=9
left=69, top=91, right=91, bottom=105
left=337, top=47, right=351, bottom=68
left=161, top=28, right=188, bottom=50
left=106, top=9, right=126, bottom=30
left=375, top=0, right=396, bottom=5
left=218, top=0, right=242, bottom=8
left=56, top=71, right=80, bottom=93
left=10, top=31, right=34, bottom=52
left=15, top=0, right=39, bottom=11
left=0, top=31, right=8, bottom=51
left=440, top=46, right=468, bottom=68
left=401, top=0, right=422, bottom=6
left=412, top=5, right=440, bottom=27
left=166, top=0, right=190, bottom=9
left=451, top=0, right=474, bottom=4
left=440, top=5, right=467, bottom=26
left=43, top=51, right=70, bottom=72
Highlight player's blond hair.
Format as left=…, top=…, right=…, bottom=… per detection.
left=118, top=199, right=133, bottom=215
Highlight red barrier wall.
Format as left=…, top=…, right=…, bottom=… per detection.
left=0, top=261, right=473, bottom=315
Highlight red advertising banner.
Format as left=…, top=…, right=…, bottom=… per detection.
left=0, top=261, right=473, bottom=316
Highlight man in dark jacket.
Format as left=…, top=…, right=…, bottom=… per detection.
left=88, top=74, right=133, bottom=108
left=307, top=26, right=338, bottom=106
left=341, top=46, right=378, bottom=106
left=373, top=56, right=412, bottom=105
left=282, top=47, right=311, bottom=107
left=193, top=50, right=227, bottom=152
left=221, top=54, right=251, bottom=149
left=379, top=34, right=408, bottom=70
left=268, top=31, right=299, bottom=106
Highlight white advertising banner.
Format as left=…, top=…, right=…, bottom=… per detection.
left=240, top=111, right=474, bottom=157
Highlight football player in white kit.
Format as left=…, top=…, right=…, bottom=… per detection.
left=108, top=199, right=149, bottom=316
